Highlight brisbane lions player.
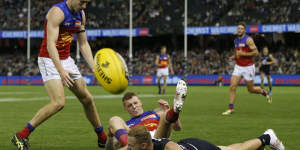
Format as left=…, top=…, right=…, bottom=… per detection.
left=222, top=22, right=271, bottom=115
left=12, top=1, right=107, bottom=149
left=155, top=46, right=174, bottom=95
left=106, top=80, right=187, bottom=150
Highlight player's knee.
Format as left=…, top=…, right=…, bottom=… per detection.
left=109, top=116, right=123, bottom=125
left=51, top=100, right=65, bottom=111
left=247, top=87, right=255, bottom=93
left=230, top=85, right=237, bottom=91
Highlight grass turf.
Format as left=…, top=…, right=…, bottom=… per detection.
left=0, top=85, right=299, bottom=150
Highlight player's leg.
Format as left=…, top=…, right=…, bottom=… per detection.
left=222, top=75, right=242, bottom=115
left=68, top=78, right=107, bottom=147
left=260, top=72, right=265, bottom=89
left=154, top=80, right=187, bottom=138
left=12, top=79, right=65, bottom=150
left=220, top=139, right=262, bottom=150
left=267, top=75, right=272, bottom=94
left=246, top=80, right=271, bottom=103
left=30, top=80, right=66, bottom=126
left=162, top=75, right=168, bottom=94
left=218, top=129, right=284, bottom=150
left=157, top=72, right=162, bottom=94
left=244, top=65, right=271, bottom=103
left=108, top=116, right=130, bottom=147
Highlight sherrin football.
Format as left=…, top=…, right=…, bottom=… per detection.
left=94, top=48, right=128, bottom=94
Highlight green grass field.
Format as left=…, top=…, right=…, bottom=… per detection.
left=0, top=85, right=299, bottom=150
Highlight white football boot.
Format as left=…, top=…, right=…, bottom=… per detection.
left=264, top=129, right=285, bottom=150
left=173, top=80, right=187, bottom=113
left=222, top=109, right=234, bottom=115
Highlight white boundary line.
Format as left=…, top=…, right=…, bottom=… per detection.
left=0, top=94, right=173, bottom=102
left=0, top=92, right=38, bottom=95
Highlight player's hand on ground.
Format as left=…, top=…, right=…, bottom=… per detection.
left=158, top=99, right=170, bottom=111
left=60, top=70, right=74, bottom=87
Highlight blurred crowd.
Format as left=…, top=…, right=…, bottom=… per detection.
left=1, top=48, right=299, bottom=76
left=1, top=0, right=300, bottom=34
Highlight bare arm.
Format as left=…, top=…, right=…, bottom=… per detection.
left=168, top=56, right=174, bottom=74
left=267, top=54, right=276, bottom=65
left=155, top=55, right=161, bottom=67
left=106, top=127, right=124, bottom=150
left=237, top=38, right=259, bottom=57
left=258, top=54, right=262, bottom=68
left=165, top=141, right=183, bottom=150
left=77, top=11, right=94, bottom=72
left=105, top=136, right=115, bottom=150
left=46, top=7, right=74, bottom=87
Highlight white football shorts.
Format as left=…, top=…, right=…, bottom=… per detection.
left=157, top=67, right=169, bottom=77
left=150, top=130, right=157, bottom=138
left=38, top=56, right=82, bottom=82
left=232, top=64, right=255, bottom=81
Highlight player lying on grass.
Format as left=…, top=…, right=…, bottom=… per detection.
left=105, top=80, right=187, bottom=150
left=127, top=125, right=285, bottom=150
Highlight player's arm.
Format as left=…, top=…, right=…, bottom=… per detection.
left=106, top=127, right=124, bottom=150
left=267, top=54, right=276, bottom=65
left=156, top=55, right=162, bottom=67
left=105, top=127, right=115, bottom=150
left=258, top=54, right=262, bottom=68
left=237, top=38, right=259, bottom=57
left=105, top=136, right=115, bottom=150
left=164, top=141, right=183, bottom=150
left=77, top=11, right=94, bottom=72
left=168, top=56, right=174, bottom=74
left=229, top=46, right=235, bottom=61
left=46, top=7, right=74, bottom=87
left=117, top=146, right=127, bottom=150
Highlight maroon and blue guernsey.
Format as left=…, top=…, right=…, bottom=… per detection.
left=39, top=1, right=82, bottom=60
left=158, top=54, right=169, bottom=68
left=234, top=34, right=254, bottom=66
left=126, top=110, right=160, bottom=132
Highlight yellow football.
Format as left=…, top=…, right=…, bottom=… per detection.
left=94, top=48, right=128, bottom=94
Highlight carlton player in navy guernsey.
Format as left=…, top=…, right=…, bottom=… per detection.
left=222, top=22, right=272, bottom=115
left=12, top=1, right=107, bottom=150
left=258, top=47, right=275, bottom=95
left=126, top=125, right=285, bottom=150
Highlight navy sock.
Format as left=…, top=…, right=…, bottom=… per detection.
left=258, top=134, right=270, bottom=146
left=229, top=104, right=234, bottom=110
left=95, top=126, right=107, bottom=144
left=27, top=123, right=35, bottom=132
